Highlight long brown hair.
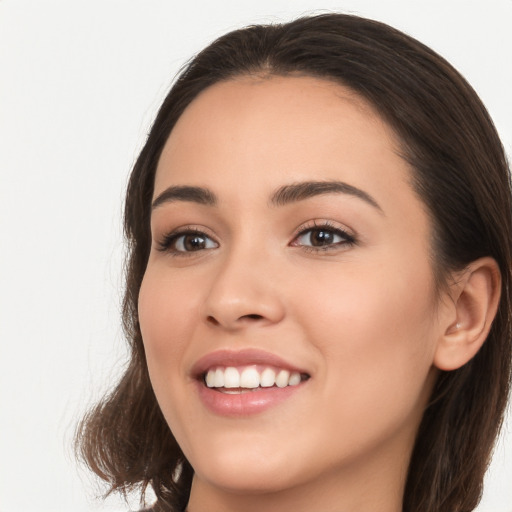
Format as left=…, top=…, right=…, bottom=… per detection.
left=76, top=14, right=512, bottom=512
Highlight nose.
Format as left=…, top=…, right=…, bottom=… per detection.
left=203, top=250, right=286, bottom=331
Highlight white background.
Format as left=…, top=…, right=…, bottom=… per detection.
left=1, top=1, right=511, bottom=511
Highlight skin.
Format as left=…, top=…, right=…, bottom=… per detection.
left=138, top=76, right=456, bottom=512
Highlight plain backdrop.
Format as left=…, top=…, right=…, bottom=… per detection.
left=1, top=1, right=511, bottom=511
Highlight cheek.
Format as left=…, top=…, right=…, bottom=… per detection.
left=138, top=268, right=200, bottom=378
left=295, top=259, right=438, bottom=424
left=299, top=256, right=436, bottom=341
left=138, top=267, right=205, bottom=442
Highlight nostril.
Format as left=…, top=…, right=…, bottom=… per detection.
left=206, top=315, right=220, bottom=326
left=243, top=314, right=264, bottom=320
left=205, top=312, right=267, bottom=328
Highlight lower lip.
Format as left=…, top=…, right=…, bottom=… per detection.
left=196, top=381, right=304, bottom=416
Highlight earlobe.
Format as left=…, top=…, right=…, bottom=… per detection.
left=434, top=257, right=501, bottom=371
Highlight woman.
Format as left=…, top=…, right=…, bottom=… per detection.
left=76, top=13, right=512, bottom=512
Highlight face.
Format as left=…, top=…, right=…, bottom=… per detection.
left=139, top=76, right=445, bottom=506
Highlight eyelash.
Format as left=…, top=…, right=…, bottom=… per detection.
left=156, top=221, right=356, bottom=256
left=156, top=227, right=219, bottom=256
left=291, top=220, right=356, bottom=253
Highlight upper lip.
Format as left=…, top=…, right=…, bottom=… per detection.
left=190, top=348, right=310, bottom=379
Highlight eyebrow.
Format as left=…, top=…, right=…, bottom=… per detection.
left=151, top=180, right=383, bottom=213
left=270, top=180, right=383, bottom=213
left=152, top=185, right=217, bottom=209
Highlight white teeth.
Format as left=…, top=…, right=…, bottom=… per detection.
left=205, top=370, right=216, bottom=388
left=204, top=366, right=305, bottom=389
left=288, top=372, right=301, bottom=386
left=224, top=367, right=240, bottom=388
left=275, top=369, right=290, bottom=388
left=260, top=368, right=276, bottom=387
left=240, top=367, right=260, bottom=388
left=213, top=368, right=224, bottom=388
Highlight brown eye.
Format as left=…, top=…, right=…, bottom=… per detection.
left=174, top=233, right=217, bottom=252
left=308, top=229, right=335, bottom=246
left=182, top=234, right=207, bottom=251
left=292, top=224, right=356, bottom=252
left=296, top=228, right=347, bottom=247
left=157, top=230, right=219, bottom=254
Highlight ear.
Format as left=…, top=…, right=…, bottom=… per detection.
left=434, top=257, right=501, bottom=371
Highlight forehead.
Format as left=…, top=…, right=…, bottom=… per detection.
left=155, top=75, right=404, bottom=189
left=154, top=75, right=420, bottom=221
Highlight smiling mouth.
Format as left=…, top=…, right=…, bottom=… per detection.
left=203, top=365, right=310, bottom=393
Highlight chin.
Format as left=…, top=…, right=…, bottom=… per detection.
left=190, top=444, right=301, bottom=494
